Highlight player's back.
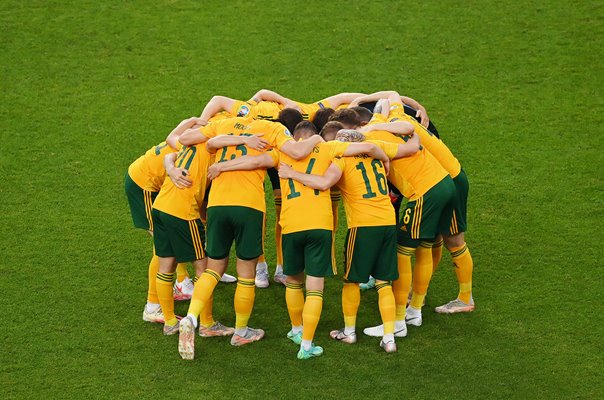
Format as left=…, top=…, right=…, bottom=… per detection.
left=278, top=141, right=345, bottom=234
left=365, top=129, right=447, bottom=200
left=128, top=141, right=178, bottom=192
left=203, top=118, right=293, bottom=212
left=152, top=144, right=212, bottom=220
left=334, top=153, right=395, bottom=228
left=389, top=102, right=461, bottom=177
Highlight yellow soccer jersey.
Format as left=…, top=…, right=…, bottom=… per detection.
left=296, top=100, right=332, bottom=121
left=152, top=144, right=212, bottom=220
left=271, top=141, right=350, bottom=234
left=365, top=129, right=448, bottom=200
left=200, top=117, right=294, bottom=212
left=388, top=102, right=462, bottom=178
left=332, top=152, right=396, bottom=228
left=127, top=141, right=180, bottom=192
left=212, top=99, right=332, bottom=122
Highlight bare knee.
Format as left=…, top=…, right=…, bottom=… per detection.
left=158, top=257, right=176, bottom=273
left=236, top=257, right=258, bottom=279
left=305, top=275, right=324, bottom=291
left=443, top=232, right=465, bottom=249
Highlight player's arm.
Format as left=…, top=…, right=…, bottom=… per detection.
left=205, top=134, right=269, bottom=153
left=400, top=95, right=430, bottom=127
left=249, top=89, right=300, bottom=111
left=391, top=133, right=421, bottom=159
left=278, top=134, right=324, bottom=160
left=278, top=162, right=343, bottom=191
left=373, top=98, right=390, bottom=117
left=165, top=117, right=206, bottom=150
left=360, top=121, right=415, bottom=135
left=320, top=92, right=366, bottom=108
left=207, top=153, right=276, bottom=180
left=348, top=90, right=399, bottom=107
left=179, top=121, right=217, bottom=146
left=198, top=95, right=238, bottom=122
left=342, top=142, right=390, bottom=164
left=164, top=152, right=192, bottom=189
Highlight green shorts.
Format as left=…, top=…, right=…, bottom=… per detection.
left=125, top=172, right=157, bottom=231
left=398, top=176, right=457, bottom=247
left=151, top=209, right=205, bottom=263
left=206, top=206, right=264, bottom=260
left=449, top=169, right=469, bottom=235
left=343, top=225, right=398, bottom=283
left=282, top=229, right=335, bottom=278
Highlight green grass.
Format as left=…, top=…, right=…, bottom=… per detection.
left=1, top=0, right=602, bottom=399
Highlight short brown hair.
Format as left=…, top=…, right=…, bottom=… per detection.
left=350, top=106, right=373, bottom=124
left=320, top=121, right=345, bottom=142
left=293, top=121, right=318, bottom=140
left=328, top=109, right=361, bottom=129
left=312, top=108, right=335, bottom=132
left=278, top=108, right=304, bottom=133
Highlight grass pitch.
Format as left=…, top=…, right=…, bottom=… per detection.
left=1, top=1, right=602, bottom=399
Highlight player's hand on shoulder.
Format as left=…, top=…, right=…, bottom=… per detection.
left=244, top=133, right=269, bottom=151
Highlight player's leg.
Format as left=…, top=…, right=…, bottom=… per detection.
left=150, top=209, right=180, bottom=335
left=437, top=169, right=475, bottom=313
left=299, top=275, right=325, bottom=359
left=282, top=230, right=305, bottom=343
left=255, top=213, right=269, bottom=288
left=125, top=174, right=164, bottom=321
left=408, top=177, right=457, bottom=321
left=231, top=206, right=265, bottom=346
left=432, top=234, right=444, bottom=273
left=371, top=226, right=399, bottom=352
left=330, top=227, right=368, bottom=344
left=143, top=245, right=164, bottom=323
left=408, top=241, right=434, bottom=325
left=179, top=207, right=232, bottom=359
left=297, top=229, right=332, bottom=359
left=174, top=263, right=194, bottom=301
left=273, top=196, right=286, bottom=284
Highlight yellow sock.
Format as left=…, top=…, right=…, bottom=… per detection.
left=200, top=294, right=215, bottom=328
left=302, top=290, right=323, bottom=342
left=147, top=251, right=159, bottom=303
left=450, top=243, right=474, bottom=304
left=234, top=278, right=256, bottom=329
left=393, top=247, right=414, bottom=320
left=188, top=269, right=220, bottom=319
left=285, top=282, right=304, bottom=327
left=342, top=282, right=360, bottom=328
left=156, top=272, right=176, bottom=325
left=432, top=239, right=444, bottom=273
left=175, top=263, right=189, bottom=283
left=411, top=242, right=434, bottom=309
left=376, top=282, right=396, bottom=335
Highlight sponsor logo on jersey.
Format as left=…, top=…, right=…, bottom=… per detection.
left=237, top=105, right=250, bottom=117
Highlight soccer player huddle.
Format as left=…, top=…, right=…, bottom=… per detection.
left=125, top=89, right=475, bottom=360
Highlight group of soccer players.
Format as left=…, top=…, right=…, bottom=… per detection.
left=125, top=88, right=475, bottom=360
